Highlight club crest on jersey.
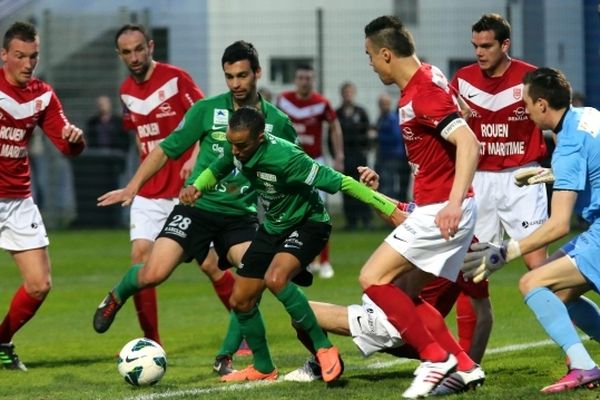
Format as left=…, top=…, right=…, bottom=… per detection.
left=214, top=109, right=229, bottom=125
left=159, top=90, right=166, bottom=102
left=35, top=99, right=43, bottom=112
left=513, top=87, right=522, bottom=100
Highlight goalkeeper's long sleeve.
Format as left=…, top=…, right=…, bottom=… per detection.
left=192, top=168, right=218, bottom=191
left=340, top=175, right=396, bottom=216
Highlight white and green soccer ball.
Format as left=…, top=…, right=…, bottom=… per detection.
left=117, top=338, right=167, bottom=386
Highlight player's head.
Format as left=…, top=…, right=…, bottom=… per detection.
left=222, top=41, right=262, bottom=104
left=364, top=16, right=415, bottom=85
left=1, top=21, right=39, bottom=87
left=294, top=64, right=315, bottom=98
left=471, top=13, right=511, bottom=76
left=227, top=106, right=265, bottom=163
left=115, top=24, right=154, bottom=81
left=522, top=67, right=571, bottom=130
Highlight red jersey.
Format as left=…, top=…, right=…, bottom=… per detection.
left=276, top=91, right=336, bottom=158
left=450, top=59, right=546, bottom=171
left=120, top=62, right=204, bottom=198
left=399, top=64, right=474, bottom=205
left=0, top=69, right=84, bottom=198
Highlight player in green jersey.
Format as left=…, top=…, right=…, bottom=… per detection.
left=92, top=42, right=296, bottom=348
left=183, top=106, right=400, bottom=383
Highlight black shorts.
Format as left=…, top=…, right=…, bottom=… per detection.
left=237, top=220, right=331, bottom=287
left=157, top=204, right=258, bottom=269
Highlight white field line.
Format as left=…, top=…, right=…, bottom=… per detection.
left=123, top=337, right=559, bottom=400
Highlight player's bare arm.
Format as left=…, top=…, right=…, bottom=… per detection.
left=435, top=124, right=480, bottom=240
left=61, top=123, right=84, bottom=143
left=330, top=119, right=345, bottom=171
left=180, top=142, right=200, bottom=180
left=97, top=146, right=170, bottom=207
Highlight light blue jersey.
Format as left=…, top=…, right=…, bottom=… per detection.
left=553, top=106, right=600, bottom=290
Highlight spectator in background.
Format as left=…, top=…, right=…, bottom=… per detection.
left=86, top=95, right=130, bottom=154
left=375, top=92, right=409, bottom=201
left=258, top=86, right=273, bottom=103
left=337, top=81, right=372, bottom=230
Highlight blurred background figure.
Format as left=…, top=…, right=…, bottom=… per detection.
left=337, top=81, right=372, bottom=231
left=86, top=95, right=130, bottom=153
left=258, top=86, right=273, bottom=103
left=375, top=93, right=409, bottom=201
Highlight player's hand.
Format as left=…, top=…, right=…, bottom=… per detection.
left=514, top=167, right=555, bottom=187
left=62, top=124, right=84, bottom=143
left=435, top=201, right=462, bottom=240
left=357, top=166, right=379, bottom=190
left=97, top=188, right=135, bottom=207
left=179, top=185, right=201, bottom=205
left=180, top=156, right=195, bottom=180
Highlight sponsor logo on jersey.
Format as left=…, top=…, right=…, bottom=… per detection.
left=521, top=219, right=545, bottom=229
left=213, top=109, right=229, bottom=125
left=508, top=106, right=529, bottom=122
left=156, top=102, right=177, bottom=118
left=265, top=123, right=273, bottom=134
left=257, top=171, right=277, bottom=182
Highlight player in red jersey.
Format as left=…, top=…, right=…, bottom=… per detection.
left=276, top=65, right=344, bottom=279
left=107, top=24, right=237, bottom=346
left=0, top=22, right=85, bottom=371
left=361, top=16, right=483, bottom=398
left=449, top=13, right=548, bottom=360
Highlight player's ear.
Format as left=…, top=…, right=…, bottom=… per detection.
left=382, top=48, right=392, bottom=63
left=501, top=38, right=510, bottom=53
left=147, top=39, right=155, bottom=56
left=255, top=67, right=262, bottom=80
left=0, top=48, right=6, bottom=63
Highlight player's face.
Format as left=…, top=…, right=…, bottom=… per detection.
left=1, top=37, right=39, bottom=87
left=471, top=30, right=510, bottom=77
left=116, top=30, right=154, bottom=80
left=365, top=38, right=393, bottom=85
left=223, top=60, right=260, bottom=104
left=227, top=127, right=264, bottom=163
left=294, top=70, right=314, bottom=97
left=523, top=84, right=547, bottom=130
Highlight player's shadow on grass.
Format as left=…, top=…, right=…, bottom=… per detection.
left=26, top=355, right=110, bottom=368
left=350, top=370, right=413, bottom=382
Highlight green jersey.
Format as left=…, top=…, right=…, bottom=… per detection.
left=210, top=134, right=344, bottom=235
left=160, top=92, right=297, bottom=216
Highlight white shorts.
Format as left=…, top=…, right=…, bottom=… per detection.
left=130, top=196, right=178, bottom=242
left=347, top=294, right=404, bottom=357
left=473, top=165, right=548, bottom=243
left=384, top=197, right=476, bottom=281
left=0, top=197, right=49, bottom=251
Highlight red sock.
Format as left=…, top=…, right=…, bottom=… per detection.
left=365, top=284, right=446, bottom=362
left=415, top=298, right=475, bottom=371
left=456, top=292, right=476, bottom=354
left=212, top=269, right=234, bottom=311
left=133, top=287, right=160, bottom=345
left=0, top=285, right=44, bottom=343
left=320, top=241, right=330, bottom=264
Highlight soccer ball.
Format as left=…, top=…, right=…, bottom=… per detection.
left=117, top=338, right=167, bottom=386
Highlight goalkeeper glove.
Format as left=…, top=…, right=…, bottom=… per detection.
left=514, top=167, right=555, bottom=187
left=462, top=239, right=521, bottom=283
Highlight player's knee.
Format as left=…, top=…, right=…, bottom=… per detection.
left=229, top=295, right=256, bottom=313
left=137, top=266, right=164, bottom=288
left=518, top=272, right=538, bottom=296
left=264, top=269, right=289, bottom=294
left=25, top=278, right=51, bottom=300
left=358, top=272, right=376, bottom=291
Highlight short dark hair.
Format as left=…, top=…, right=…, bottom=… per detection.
left=229, top=106, right=265, bottom=139
left=115, top=24, right=152, bottom=48
left=472, top=13, right=511, bottom=43
left=364, top=15, right=415, bottom=57
left=3, top=21, right=37, bottom=50
left=221, top=41, right=260, bottom=72
left=523, top=67, right=571, bottom=110
left=296, top=64, right=313, bottom=73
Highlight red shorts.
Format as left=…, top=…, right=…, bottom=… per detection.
left=420, top=271, right=489, bottom=317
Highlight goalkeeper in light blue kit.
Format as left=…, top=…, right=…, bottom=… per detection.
left=181, top=106, right=400, bottom=383
left=462, top=67, right=600, bottom=393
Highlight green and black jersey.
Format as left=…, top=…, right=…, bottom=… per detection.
left=160, top=92, right=297, bottom=216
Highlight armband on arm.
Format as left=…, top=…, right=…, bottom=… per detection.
left=341, top=176, right=396, bottom=216
left=192, top=168, right=218, bottom=191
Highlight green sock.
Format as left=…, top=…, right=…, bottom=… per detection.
left=217, top=311, right=243, bottom=357
left=113, top=263, right=143, bottom=302
left=236, top=306, right=275, bottom=373
left=275, top=283, right=331, bottom=350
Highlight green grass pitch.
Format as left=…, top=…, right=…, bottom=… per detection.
left=0, top=227, right=598, bottom=400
